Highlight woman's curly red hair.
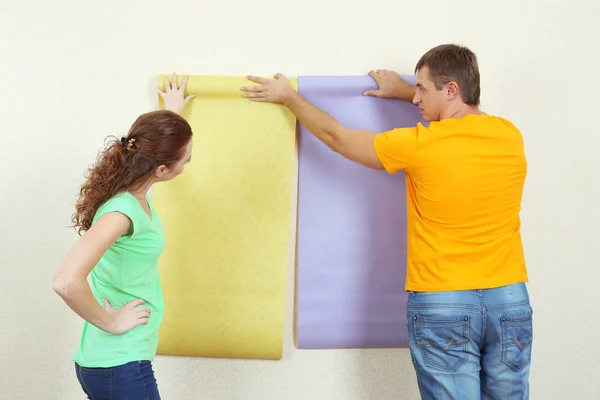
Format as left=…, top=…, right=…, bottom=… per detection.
left=72, top=110, right=192, bottom=235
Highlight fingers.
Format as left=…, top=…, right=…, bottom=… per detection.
left=135, top=306, right=150, bottom=327
left=181, top=74, right=188, bottom=90
left=133, top=316, right=149, bottom=327
left=369, top=69, right=393, bottom=77
left=240, top=85, right=266, bottom=99
left=369, top=69, right=385, bottom=79
left=128, top=299, right=146, bottom=308
left=137, top=307, right=151, bottom=319
left=240, top=85, right=263, bottom=92
left=241, top=90, right=267, bottom=100
left=245, top=75, right=268, bottom=84
left=164, top=73, right=187, bottom=91
left=183, top=94, right=195, bottom=105
left=136, top=305, right=151, bottom=313
left=363, top=89, right=380, bottom=97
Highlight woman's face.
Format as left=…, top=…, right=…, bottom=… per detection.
left=155, top=139, right=193, bottom=181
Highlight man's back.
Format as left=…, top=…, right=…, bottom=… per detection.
left=374, top=113, right=528, bottom=291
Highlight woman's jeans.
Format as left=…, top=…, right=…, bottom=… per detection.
left=406, top=282, right=533, bottom=400
left=75, top=360, right=160, bottom=400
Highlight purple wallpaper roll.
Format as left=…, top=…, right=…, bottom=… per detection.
left=296, top=75, right=424, bottom=349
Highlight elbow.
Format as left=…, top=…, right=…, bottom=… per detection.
left=53, top=272, right=75, bottom=298
left=328, top=136, right=343, bottom=154
left=325, top=127, right=345, bottom=153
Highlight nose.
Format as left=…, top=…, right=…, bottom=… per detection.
left=412, top=92, right=420, bottom=105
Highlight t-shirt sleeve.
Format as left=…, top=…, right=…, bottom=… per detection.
left=373, top=126, right=419, bottom=174
left=92, top=194, right=138, bottom=234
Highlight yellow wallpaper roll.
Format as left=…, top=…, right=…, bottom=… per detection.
left=153, top=75, right=297, bottom=360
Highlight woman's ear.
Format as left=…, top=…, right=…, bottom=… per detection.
left=154, top=164, right=170, bottom=177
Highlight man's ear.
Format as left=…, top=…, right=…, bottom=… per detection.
left=446, top=81, right=460, bottom=100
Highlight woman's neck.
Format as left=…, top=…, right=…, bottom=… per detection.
left=128, top=178, right=155, bottom=200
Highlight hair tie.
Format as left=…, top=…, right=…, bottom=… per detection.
left=120, top=136, right=136, bottom=151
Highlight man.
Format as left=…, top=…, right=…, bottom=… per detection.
left=241, top=44, right=532, bottom=400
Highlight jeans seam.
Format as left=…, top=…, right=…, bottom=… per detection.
left=137, top=361, right=151, bottom=400
left=486, top=300, right=531, bottom=312
left=413, top=357, right=427, bottom=399
left=478, top=291, right=487, bottom=343
left=407, top=304, right=480, bottom=311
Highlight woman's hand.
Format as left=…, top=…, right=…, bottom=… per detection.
left=103, top=298, right=151, bottom=335
left=158, top=73, right=195, bottom=114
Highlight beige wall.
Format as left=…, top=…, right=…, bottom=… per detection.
left=1, top=0, right=599, bottom=398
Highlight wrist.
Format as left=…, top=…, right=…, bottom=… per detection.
left=164, top=106, right=181, bottom=115
left=282, top=91, right=301, bottom=108
left=100, top=313, right=118, bottom=334
left=396, top=85, right=417, bottom=102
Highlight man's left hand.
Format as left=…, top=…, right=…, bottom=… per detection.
left=240, top=74, right=296, bottom=105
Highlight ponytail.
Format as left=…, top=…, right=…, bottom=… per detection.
left=71, top=110, right=192, bottom=235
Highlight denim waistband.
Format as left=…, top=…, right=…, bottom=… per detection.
left=407, top=282, right=530, bottom=312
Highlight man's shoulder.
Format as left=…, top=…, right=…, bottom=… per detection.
left=434, top=113, right=521, bottom=133
left=484, top=114, right=520, bottom=130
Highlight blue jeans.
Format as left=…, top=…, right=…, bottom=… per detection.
left=75, top=360, right=160, bottom=400
left=406, top=283, right=533, bottom=400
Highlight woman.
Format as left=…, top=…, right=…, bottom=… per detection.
left=53, top=73, right=195, bottom=399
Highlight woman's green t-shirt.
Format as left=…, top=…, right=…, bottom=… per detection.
left=72, top=191, right=165, bottom=368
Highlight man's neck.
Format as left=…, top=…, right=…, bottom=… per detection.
left=441, top=103, right=482, bottom=120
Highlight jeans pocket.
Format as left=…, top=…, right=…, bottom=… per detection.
left=501, top=310, right=533, bottom=371
left=413, top=314, right=470, bottom=372
left=77, top=365, right=112, bottom=399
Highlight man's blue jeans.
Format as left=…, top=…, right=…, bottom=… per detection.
left=406, top=282, right=533, bottom=400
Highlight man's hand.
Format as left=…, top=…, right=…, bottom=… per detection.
left=158, top=73, right=195, bottom=114
left=240, top=74, right=297, bottom=105
left=363, top=69, right=416, bottom=102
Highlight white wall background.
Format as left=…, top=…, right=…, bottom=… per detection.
left=1, top=0, right=599, bottom=399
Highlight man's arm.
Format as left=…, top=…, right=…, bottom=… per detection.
left=283, top=93, right=383, bottom=169
left=241, top=74, right=384, bottom=169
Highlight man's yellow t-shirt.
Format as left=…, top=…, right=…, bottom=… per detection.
left=373, top=113, right=528, bottom=292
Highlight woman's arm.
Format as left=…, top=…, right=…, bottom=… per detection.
left=53, top=212, right=150, bottom=335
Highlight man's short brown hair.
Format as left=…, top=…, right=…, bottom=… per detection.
left=415, top=44, right=481, bottom=106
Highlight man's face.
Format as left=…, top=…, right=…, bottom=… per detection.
left=412, top=66, right=445, bottom=122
